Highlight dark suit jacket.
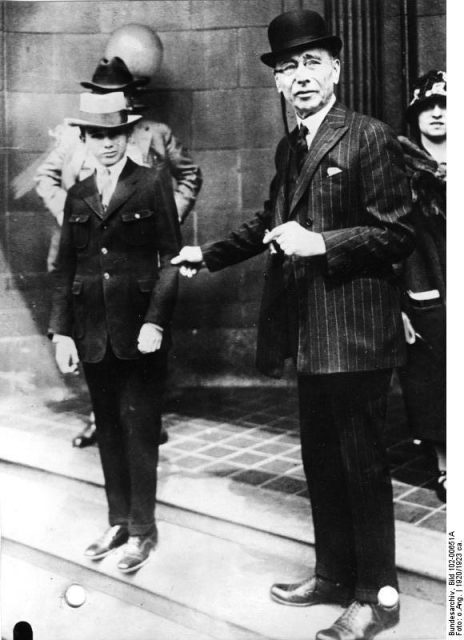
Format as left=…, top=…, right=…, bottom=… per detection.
left=49, top=158, right=180, bottom=362
left=202, top=102, right=415, bottom=377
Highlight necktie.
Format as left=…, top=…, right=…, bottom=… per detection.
left=98, top=167, right=112, bottom=210
left=296, top=125, right=309, bottom=173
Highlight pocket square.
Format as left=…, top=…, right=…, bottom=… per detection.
left=327, top=167, right=342, bottom=176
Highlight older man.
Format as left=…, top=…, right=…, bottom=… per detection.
left=173, top=10, right=414, bottom=640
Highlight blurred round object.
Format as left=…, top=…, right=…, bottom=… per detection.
left=105, top=24, right=163, bottom=80
left=377, top=586, right=399, bottom=608
left=64, top=584, right=87, bottom=608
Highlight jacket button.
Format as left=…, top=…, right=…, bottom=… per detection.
left=103, top=272, right=110, bottom=280
left=101, top=247, right=108, bottom=255
left=305, top=219, right=313, bottom=228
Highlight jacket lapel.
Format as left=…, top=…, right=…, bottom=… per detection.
left=103, top=158, right=139, bottom=220
left=75, top=175, right=104, bottom=218
left=273, top=142, right=292, bottom=225
left=288, top=102, right=349, bottom=216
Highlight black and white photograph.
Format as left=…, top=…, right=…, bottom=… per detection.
left=0, top=1, right=450, bottom=639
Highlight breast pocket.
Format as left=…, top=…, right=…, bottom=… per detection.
left=121, top=209, right=156, bottom=245
left=69, top=213, right=90, bottom=249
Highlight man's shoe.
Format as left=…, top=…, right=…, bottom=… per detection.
left=72, top=417, right=97, bottom=448
left=270, top=576, right=353, bottom=607
left=316, top=600, right=400, bottom=640
left=84, top=525, right=128, bottom=560
left=117, top=532, right=157, bottom=573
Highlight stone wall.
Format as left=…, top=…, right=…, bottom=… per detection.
left=0, top=0, right=446, bottom=390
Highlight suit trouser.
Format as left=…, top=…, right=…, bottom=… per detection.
left=298, top=369, right=397, bottom=603
left=83, top=345, right=165, bottom=536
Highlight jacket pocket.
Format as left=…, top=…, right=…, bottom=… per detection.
left=71, top=279, right=85, bottom=338
left=137, top=277, right=156, bottom=293
left=69, top=213, right=90, bottom=249
left=131, top=278, right=156, bottom=323
left=121, top=209, right=155, bottom=245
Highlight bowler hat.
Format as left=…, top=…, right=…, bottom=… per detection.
left=261, top=10, right=342, bottom=67
left=65, top=92, right=142, bottom=128
left=406, top=70, right=446, bottom=122
left=80, top=57, right=148, bottom=92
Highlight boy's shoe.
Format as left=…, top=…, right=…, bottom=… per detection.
left=84, top=525, right=128, bottom=560
left=117, top=531, right=157, bottom=573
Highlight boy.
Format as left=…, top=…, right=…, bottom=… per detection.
left=36, top=54, right=201, bottom=448
left=49, top=92, right=180, bottom=573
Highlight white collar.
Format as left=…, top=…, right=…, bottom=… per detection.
left=296, top=95, right=336, bottom=134
left=96, top=154, right=128, bottom=180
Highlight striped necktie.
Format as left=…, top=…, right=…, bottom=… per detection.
left=296, top=125, right=309, bottom=173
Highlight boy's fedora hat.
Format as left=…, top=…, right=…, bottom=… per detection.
left=80, top=57, right=148, bottom=92
left=65, top=92, right=142, bottom=128
left=261, top=10, right=342, bottom=67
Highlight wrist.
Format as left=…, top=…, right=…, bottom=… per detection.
left=315, top=233, right=326, bottom=255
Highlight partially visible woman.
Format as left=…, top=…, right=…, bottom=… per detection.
left=398, top=70, right=446, bottom=501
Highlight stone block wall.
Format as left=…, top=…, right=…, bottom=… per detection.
left=0, top=0, right=446, bottom=390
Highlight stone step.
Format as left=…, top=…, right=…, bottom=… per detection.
left=0, top=416, right=446, bottom=590
left=0, top=466, right=446, bottom=640
left=2, top=550, right=216, bottom=640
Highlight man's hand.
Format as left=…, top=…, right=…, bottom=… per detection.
left=263, top=221, right=326, bottom=257
left=401, top=312, right=416, bottom=344
left=53, top=335, right=80, bottom=375
left=171, top=246, right=203, bottom=278
left=137, top=323, right=163, bottom=354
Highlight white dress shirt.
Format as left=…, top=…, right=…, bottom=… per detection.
left=296, top=94, right=336, bottom=149
left=96, top=155, right=128, bottom=208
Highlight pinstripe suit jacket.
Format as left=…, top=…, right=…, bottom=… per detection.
left=203, top=102, right=415, bottom=377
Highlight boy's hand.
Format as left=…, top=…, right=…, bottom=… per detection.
left=138, top=323, right=163, bottom=353
left=53, top=335, right=80, bottom=374
left=171, top=246, right=203, bottom=278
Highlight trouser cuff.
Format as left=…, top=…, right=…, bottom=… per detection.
left=355, top=584, right=400, bottom=605
left=128, top=522, right=157, bottom=537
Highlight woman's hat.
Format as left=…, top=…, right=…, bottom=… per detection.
left=261, top=10, right=342, bottom=68
left=406, top=70, right=447, bottom=122
left=80, top=57, right=149, bottom=92
left=65, top=92, right=142, bottom=128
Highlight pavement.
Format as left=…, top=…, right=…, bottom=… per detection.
left=0, top=381, right=447, bottom=640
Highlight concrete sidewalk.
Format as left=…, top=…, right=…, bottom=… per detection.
left=0, top=385, right=446, bottom=640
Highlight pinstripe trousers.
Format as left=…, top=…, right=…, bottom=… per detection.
left=298, top=369, right=397, bottom=603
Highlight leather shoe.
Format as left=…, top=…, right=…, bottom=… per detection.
left=84, top=525, right=128, bottom=560
left=117, top=531, right=157, bottom=573
left=270, top=575, right=353, bottom=607
left=316, top=600, right=400, bottom=640
left=72, top=415, right=97, bottom=448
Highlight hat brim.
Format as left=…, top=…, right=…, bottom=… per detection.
left=406, top=94, right=446, bottom=122
left=65, top=113, right=142, bottom=128
left=80, top=77, right=149, bottom=91
left=261, top=35, right=342, bottom=67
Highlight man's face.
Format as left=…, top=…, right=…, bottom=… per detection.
left=83, top=127, right=129, bottom=166
left=274, top=47, right=340, bottom=119
left=417, top=100, right=446, bottom=142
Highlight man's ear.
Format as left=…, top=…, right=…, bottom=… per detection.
left=274, top=72, right=283, bottom=94
left=332, top=58, right=341, bottom=86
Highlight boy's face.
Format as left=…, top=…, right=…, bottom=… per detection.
left=83, top=127, right=129, bottom=167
